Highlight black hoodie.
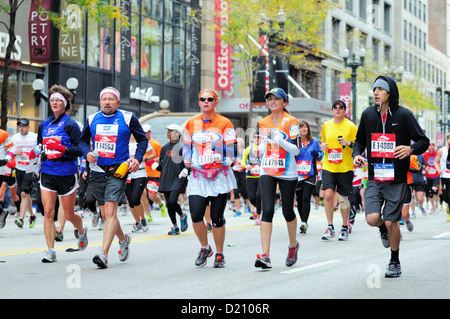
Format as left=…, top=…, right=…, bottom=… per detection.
left=352, top=75, right=430, bottom=183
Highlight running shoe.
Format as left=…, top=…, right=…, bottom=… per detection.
left=29, top=215, right=36, bottom=228
left=141, top=220, right=149, bottom=232
left=321, top=226, right=335, bottom=240
left=379, top=224, right=390, bottom=248
left=132, top=222, right=142, bottom=232
left=14, top=218, right=23, bottom=228
left=255, top=253, right=272, bottom=269
left=98, top=221, right=105, bottom=230
left=92, top=212, right=100, bottom=227
left=195, top=245, right=213, bottom=267
left=55, top=229, right=64, bottom=242
left=118, top=233, right=131, bottom=262
left=145, top=214, right=153, bottom=222
left=286, top=241, right=299, bottom=267
left=255, top=218, right=261, bottom=225
left=338, top=227, right=349, bottom=241
left=93, top=252, right=108, bottom=269
left=213, top=253, right=226, bottom=268
left=160, top=201, right=168, bottom=217
left=180, top=213, right=188, bottom=232
left=385, top=261, right=402, bottom=278
left=0, top=209, right=7, bottom=229
left=42, top=249, right=57, bottom=263
left=78, top=226, right=88, bottom=251
left=405, top=220, right=414, bottom=232
left=348, top=220, right=353, bottom=233
left=299, top=222, right=308, bottom=234
left=233, top=211, right=242, bottom=217
left=420, top=206, right=427, bottom=216
left=168, top=226, right=180, bottom=235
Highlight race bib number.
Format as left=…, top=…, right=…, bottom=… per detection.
left=297, top=160, right=312, bottom=175
left=17, top=152, right=31, bottom=166
left=374, top=163, right=395, bottom=182
left=146, top=180, right=159, bottom=194
left=371, top=133, right=396, bottom=158
left=95, top=124, right=119, bottom=158
left=198, top=151, right=222, bottom=169
left=43, top=137, right=63, bottom=159
left=328, top=148, right=342, bottom=164
left=249, top=164, right=261, bottom=176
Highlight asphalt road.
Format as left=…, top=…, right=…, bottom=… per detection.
left=1, top=202, right=449, bottom=302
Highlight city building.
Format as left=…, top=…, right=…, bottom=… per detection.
left=1, top=0, right=200, bottom=135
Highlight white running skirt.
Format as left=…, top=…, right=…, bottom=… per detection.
left=187, top=166, right=237, bottom=197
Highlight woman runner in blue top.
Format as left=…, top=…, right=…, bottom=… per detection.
left=38, top=85, right=87, bottom=263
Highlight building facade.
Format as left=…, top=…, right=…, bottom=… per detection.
left=1, top=0, right=201, bottom=135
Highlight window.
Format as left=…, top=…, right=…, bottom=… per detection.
left=423, top=32, right=427, bottom=50
left=409, top=23, right=412, bottom=43
left=346, top=24, right=354, bottom=54
left=359, top=0, right=366, bottom=20
left=414, top=26, right=417, bottom=46
left=346, top=0, right=353, bottom=13
left=384, top=4, right=391, bottom=34
left=384, top=45, right=391, bottom=62
left=423, top=3, right=426, bottom=22
left=403, top=20, right=407, bottom=40
left=332, top=18, right=340, bottom=53
left=419, top=30, right=422, bottom=49
left=372, top=38, right=379, bottom=63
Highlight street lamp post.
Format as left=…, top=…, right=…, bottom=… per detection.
left=343, top=47, right=366, bottom=123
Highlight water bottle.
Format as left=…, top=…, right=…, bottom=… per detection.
left=113, top=161, right=129, bottom=178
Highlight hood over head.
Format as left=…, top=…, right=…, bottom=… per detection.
left=373, top=75, right=399, bottom=111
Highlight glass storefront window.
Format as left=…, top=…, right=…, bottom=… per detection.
left=141, top=17, right=161, bottom=80
left=164, top=22, right=173, bottom=82
left=131, top=12, right=139, bottom=76
left=87, top=16, right=114, bottom=70
left=1, top=70, right=44, bottom=134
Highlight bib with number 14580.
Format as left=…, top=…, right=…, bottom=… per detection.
left=371, top=133, right=396, bottom=158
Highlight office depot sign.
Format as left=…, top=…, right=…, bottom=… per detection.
left=215, top=0, right=231, bottom=91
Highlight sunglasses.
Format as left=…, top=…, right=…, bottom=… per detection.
left=199, top=97, right=215, bottom=102
left=332, top=105, right=345, bottom=110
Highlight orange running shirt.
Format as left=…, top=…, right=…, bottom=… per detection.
left=258, top=112, right=300, bottom=179
left=183, top=113, right=236, bottom=170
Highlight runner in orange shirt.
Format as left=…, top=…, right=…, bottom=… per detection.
left=254, top=88, right=301, bottom=269
left=141, top=124, right=167, bottom=220
left=183, top=89, right=237, bottom=268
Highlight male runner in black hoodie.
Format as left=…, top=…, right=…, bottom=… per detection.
left=353, top=75, right=429, bottom=278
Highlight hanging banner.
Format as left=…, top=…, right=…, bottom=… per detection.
left=59, top=0, right=82, bottom=63
left=356, top=82, right=370, bottom=121
left=120, top=0, right=132, bottom=104
left=215, top=0, right=231, bottom=91
left=339, top=82, right=352, bottom=119
left=28, top=0, right=51, bottom=64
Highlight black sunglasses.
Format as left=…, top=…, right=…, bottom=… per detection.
left=332, top=104, right=345, bottom=110
left=199, top=97, right=215, bottom=102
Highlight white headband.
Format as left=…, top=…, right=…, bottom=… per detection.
left=49, top=93, right=67, bottom=107
left=100, top=88, right=120, bottom=101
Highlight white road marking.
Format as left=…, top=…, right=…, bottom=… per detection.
left=281, top=259, right=341, bottom=274
left=432, top=232, right=450, bottom=239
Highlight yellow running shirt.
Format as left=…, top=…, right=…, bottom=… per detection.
left=320, top=118, right=357, bottom=173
